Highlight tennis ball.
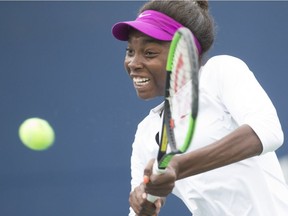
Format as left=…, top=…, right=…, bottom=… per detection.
left=19, top=118, right=55, bottom=151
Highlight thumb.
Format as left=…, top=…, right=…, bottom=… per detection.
left=154, top=198, right=164, bottom=215
left=143, top=158, right=156, bottom=184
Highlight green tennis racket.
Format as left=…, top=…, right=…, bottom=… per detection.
left=147, top=27, right=199, bottom=203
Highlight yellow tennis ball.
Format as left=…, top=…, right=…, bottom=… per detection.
left=19, top=118, right=55, bottom=151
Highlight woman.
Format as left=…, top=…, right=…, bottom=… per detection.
left=112, top=1, right=288, bottom=215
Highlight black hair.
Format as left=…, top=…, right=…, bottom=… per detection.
left=139, top=0, right=215, bottom=55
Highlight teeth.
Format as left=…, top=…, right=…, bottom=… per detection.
left=133, top=77, right=150, bottom=85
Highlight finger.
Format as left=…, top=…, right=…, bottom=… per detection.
left=139, top=199, right=157, bottom=216
left=129, top=191, right=141, bottom=215
left=149, top=166, right=176, bottom=184
left=143, top=158, right=155, bottom=181
left=154, top=199, right=162, bottom=215
left=146, top=184, right=171, bottom=196
left=145, top=178, right=175, bottom=197
left=143, top=175, right=150, bottom=184
left=129, top=185, right=146, bottom=215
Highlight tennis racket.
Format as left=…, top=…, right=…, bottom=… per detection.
left=146, top=27, right=199, bottom=203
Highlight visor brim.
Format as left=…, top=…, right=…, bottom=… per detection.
left=112, top=21, right=173, bottom=41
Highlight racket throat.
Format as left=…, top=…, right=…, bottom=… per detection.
left=158, top=153, right=179, bottom=169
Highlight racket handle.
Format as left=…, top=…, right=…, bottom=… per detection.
left=146, top=193, right=159, bottom=203
left=146, top=161, right=165, bottom=203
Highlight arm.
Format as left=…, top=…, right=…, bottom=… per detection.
left=144, top=124, right=263, bottom=197
left=173, top=124, right=262, bottom=180
left=144, top=56, right=283, bottom=197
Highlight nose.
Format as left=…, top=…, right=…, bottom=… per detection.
left=126, top=54, right=144, bottom=71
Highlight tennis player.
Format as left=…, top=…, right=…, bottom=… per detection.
left=112, top=0, right=288, bottom=215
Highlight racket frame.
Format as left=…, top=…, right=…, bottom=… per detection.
left=146, top=27, right=199, bottom=203
left=157, top=27, right=199, bottom=170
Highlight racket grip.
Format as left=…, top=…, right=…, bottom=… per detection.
left=146, top=193, right=159, bottom=203
left=146, top=161, right=165, bottom=203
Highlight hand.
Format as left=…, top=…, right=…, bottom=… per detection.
left=129, top=183, right=162, bottom=216
left=143, top=159, right=178, bottom=197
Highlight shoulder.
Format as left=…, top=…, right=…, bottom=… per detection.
left=203, top=55, right=250, bottom=72
left=199, top=55, right=258, bottom=102
left=200, top=55, right=253, bottom=83
left=136, top=102, right=164, bottom=131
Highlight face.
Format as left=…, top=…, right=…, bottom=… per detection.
left=124, top=30, right=170, bottom=100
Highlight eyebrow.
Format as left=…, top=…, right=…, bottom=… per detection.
left=142, top=37, right=163, bottom=44
left=128, top=36, right=168, bottom=46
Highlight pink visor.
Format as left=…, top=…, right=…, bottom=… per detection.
left=112, top=10, right=202, bottom=54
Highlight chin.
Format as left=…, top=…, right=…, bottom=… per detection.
left=136, top=90, right=163, bottom=101
left=138, top=95, right=153, bottom=101
left=137, top=93, right=161, bottom=101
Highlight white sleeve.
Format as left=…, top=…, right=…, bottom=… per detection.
left=129, top=111, right=162, bottom=216
left=128, top=125, right=146, bottom=216
left=211, top=56, right=284, bottom=154
left=130, top=128, right=147, bottom=192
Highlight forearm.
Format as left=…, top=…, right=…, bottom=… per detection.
left=172, top=124, right=263, bottom=180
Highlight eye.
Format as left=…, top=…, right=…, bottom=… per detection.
left=125, top=48, right=134, bottom=57
left=145, top=50, right=158, bottom=58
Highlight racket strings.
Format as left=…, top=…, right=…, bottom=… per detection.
left=158, top=27, right=199, bottom=168
left=169, top=37, right=193, bottom=149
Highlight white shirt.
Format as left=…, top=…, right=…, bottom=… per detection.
left=129, top=55, right=288, bottom=216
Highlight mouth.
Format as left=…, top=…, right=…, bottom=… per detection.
left=133, top=77, right=150, bottom=88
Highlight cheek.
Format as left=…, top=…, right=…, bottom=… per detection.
left=158, top=60, right=168, bottom=85
left=160, top=72, right=167, bottom=90
left=124, top=59, right=130, bottom=74
left=154, top=67, right=167, bottom=94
